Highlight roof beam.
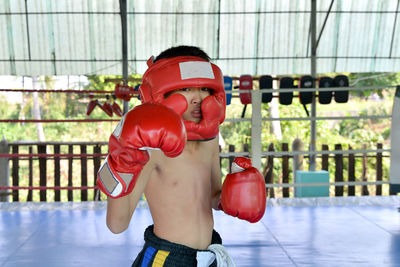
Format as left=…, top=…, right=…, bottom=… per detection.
left=46, top=0, right=56, bottom=75
left=316, top=0, right=335, bottom=49
left=24, top=0, right=32, bottom=61
left=129, top=0, right=136, bottom=73
left=6, top=0, right=16, bottom=74
left=389, top=0, right=400, bottom=58
left=87, top=0, right=97, bottom=75
left=253, top=0, right=261, bottom=74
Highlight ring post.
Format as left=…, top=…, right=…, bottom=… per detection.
left=390, top=86, right=400, bottom=194
left=251, top=90, right=262, bottom=170
left=0, top=138, right=10, bottom=202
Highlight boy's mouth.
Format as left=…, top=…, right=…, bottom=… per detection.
left=191, top=110, right=202, bottom=118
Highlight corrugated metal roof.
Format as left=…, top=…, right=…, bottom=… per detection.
left=0, top=0, right=399, bottom=76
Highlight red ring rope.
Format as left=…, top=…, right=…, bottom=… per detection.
left=0, top=153, right=107, bottom=158
left=0, top=88, right=114, bottom=94
left=0, top=186, right=98, bottom=190
left=0, top=119, right=120, bottom=123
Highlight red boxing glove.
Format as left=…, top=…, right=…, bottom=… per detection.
left=185, top=94, right=225, bottom=140
left=115, top=84, right=134, bottom=101
left=112, top=101, right=123, bottom=117
left=86, top=99, right=98, bottom=116
left=101, top=101, right=114, bottom=117
left=97, top=102, right=186, bottom=198
left=219, top=157, right=266, bottom=223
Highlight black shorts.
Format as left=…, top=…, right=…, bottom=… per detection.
left=132, top=225, right=222, bottom=267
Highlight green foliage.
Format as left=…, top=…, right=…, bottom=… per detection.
left=1, top=75, right=144, bottom=142
left=348, top=72, right=400, bottom=98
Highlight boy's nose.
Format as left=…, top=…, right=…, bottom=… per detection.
left=191, top=89, right=203, bottom=104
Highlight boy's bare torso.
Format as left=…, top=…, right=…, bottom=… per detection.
left=144, top=137, right=220, bottom=250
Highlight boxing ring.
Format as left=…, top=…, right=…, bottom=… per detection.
left=0, top=84, right=399, bottom=266
left=1, top=196, right=399, bottom=267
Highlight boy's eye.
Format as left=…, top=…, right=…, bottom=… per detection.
left=202, top=88, right=213, bottom=94
left=180, top=88, right=191, bottom=92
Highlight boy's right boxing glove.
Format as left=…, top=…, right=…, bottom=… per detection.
left=97, top=99, right=186, bottom=198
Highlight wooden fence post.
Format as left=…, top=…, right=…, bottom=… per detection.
left=348, top=145, right=355, bottom=196
left=263, top=143, right=275, bottom=198
left=68, top=145, right=73, bottom=201
left=38, top=144, right=47, bottom=201
left=12, top=144, right=19, bottom=202
left=282, top=143, right=289, bottom=198
left=361, top=144, right=369, bottom=196
left=27, top=146, right=33, bottom=201
left=322, top=144, right=329, bottom=171
left=54, top=144, right=61, bottom=202
left=93, top=145, right=101, bottom=201
left=376, top=143, right=382, bottom=196
left=80, top=144, right=88, bottom=201
left=334, top=144, right=344, bottom=196
left=242, top=143, right=249, bottom=153
left=228, top=145, right=235, bottom=173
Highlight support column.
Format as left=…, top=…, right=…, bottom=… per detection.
left=251, top=90, right=262, bottom=170
left=119, top=0, right=129, bottom=114
left=310, top=0, right=317, bottom=171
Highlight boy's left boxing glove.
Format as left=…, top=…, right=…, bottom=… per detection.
left=219, top=157, right=266, bottom=223
left=97, top=99, right=186, bottom=198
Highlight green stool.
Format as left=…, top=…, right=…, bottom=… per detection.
left=295, top=170, right=330, bottom=197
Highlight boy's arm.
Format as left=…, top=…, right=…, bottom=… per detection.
left=210, top=136, right=222, bottom=210
left=106, top=157, right=155, bottom=234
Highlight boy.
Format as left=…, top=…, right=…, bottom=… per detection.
left=97, top=46, right=266, bottom=266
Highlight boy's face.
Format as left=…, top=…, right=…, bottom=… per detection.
left=168, top=87, right=211, bottom=123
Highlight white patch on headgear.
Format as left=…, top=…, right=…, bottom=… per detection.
left=179, top=61, right=215, bottom=80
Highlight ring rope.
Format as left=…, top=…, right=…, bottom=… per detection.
left=220, top=148, right=389, bottom=158
left=265, top=181, right=390, bottom=188
left=224, top=115, right=391, bottom=123
left=1, top=116, right=390, bottom=123
left=1, top=149, right=389, bottom=159
left=1, top=85, right=396, bottom=95
left=0, top=119, right=120, bottom=123
left=0, top=186, right=98, bottom=190
left=0, top=181, right=390, bottom=191
left=0, top=88, right=114, bottom=94
left=0, top=153, right=107, bottom=158
left=226, top=85, right=397, bottom=94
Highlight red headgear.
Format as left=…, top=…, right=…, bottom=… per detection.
left=139, top=56, right=226, bottom=141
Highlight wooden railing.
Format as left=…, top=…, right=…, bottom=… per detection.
left=0, top=141, right=391, bottom=202
left=2, top=141, right=107, bottom=202
left=223, top=142, right=390, bottom=198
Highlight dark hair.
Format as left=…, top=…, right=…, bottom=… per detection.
left=154, top=45, right=211, bottom=62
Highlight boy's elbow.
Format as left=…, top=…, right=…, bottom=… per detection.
left=106, top=216, right=129, bottom=234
